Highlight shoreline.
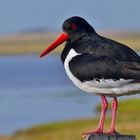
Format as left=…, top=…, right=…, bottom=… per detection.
left=0, top=32, right=139, bottom=56
left=0, top=98, right=140, bottom=140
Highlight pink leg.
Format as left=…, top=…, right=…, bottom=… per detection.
left=108, top=97, right=119, bottom=134
left=82, top=95, right=108, bottom=138
left=96, top=95, right=108, bottom=132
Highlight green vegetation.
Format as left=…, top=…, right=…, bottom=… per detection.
left=1, top=98, right=140, bottom=140
left=96, top=98, right=140, bottom=113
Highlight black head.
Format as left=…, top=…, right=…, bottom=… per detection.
left=40, top=16, right=96, bottom=57
left=62, top=16, right=96, bottom=41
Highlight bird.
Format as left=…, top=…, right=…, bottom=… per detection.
left=40, top=16, right=140, bottom=137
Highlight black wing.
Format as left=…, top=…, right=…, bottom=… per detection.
left=61, top=33, right=139, bottom=63
left=73, top=34, right=140, bottom=61
left=69, top=53, right=140, bottom=82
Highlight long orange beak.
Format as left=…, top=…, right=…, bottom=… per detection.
left=40, top=32, right=69, bottom=57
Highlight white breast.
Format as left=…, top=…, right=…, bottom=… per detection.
left=64, top=49, right=140, bottom=97
left=64, top=49, right=82, bottom=89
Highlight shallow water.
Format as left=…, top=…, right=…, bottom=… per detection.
left=0, top=55, right=100, bottom=135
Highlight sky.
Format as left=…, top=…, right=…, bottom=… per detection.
left=0, top=0, right=140, bottom=34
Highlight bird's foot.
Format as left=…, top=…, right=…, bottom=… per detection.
left=105, top=129, right=120, bottom=135
left=82, top=128, right=103, bottom=139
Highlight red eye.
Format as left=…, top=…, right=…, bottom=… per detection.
left=71, top=23, right=77, bottom=30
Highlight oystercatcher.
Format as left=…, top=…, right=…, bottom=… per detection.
left=40, top=16, right=140, bottom=136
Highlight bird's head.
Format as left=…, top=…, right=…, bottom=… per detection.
left=40, top=16, right=96, bottom=57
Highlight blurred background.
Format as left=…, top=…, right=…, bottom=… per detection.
left=0, top=0, right=140, bottom=140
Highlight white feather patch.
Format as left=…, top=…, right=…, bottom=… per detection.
left=85, top=79, right=133, bottom=88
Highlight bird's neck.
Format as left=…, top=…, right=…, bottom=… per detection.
left=61, top=32, right=97, bottom=64
left=61, top=41, right=72, bottom=64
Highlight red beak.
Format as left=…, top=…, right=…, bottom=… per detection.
left=40, top=32, right=69, bottom=57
